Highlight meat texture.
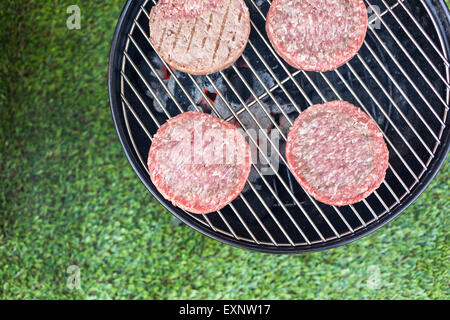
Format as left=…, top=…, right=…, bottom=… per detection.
left=286, top=101, right=389, bottom=206
left=266, top=0, right=368, bottom=71
left=149, top=0, right=251, bottom=75
left=148, top=112, right=252, bottom=214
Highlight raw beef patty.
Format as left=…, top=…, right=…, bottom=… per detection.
left=266, top=0, right=368, bottom=72
left=285, top=101, right=389, bottom=206
left=148, top=112, right=252, bottom=214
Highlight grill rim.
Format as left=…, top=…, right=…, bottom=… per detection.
left=109, top=0, right=450, bottom=254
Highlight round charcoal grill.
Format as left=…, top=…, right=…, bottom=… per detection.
left=109, top=0, right=450, bottom=253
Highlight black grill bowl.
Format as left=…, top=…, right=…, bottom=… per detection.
left=109, top=0, right=450, bottom=253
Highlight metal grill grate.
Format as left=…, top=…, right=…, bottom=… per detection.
left=110, top=0, right=450, bottom=252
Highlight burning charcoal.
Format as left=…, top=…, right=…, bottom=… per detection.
left=148, top=79, right=172, bottom=114
left=270, top=103, right=297, bottom=116
left=251, top=70, right=275, bottom=98
left=135, top=53, right=169, bottom=113
left=211, top=71, right=254, bottom=119
left=213, top=94, right=241, bottom=119
left=167, top=70, right=203, bottom=108
left=196, top=73, right=226, bottom=94
left=150, top=55, right=167, bottom=79
left=191, top=74, right=227, bottom=114
left=238, top=101, right=274, bottom=133
left=254, top=0, right=267, bottom=7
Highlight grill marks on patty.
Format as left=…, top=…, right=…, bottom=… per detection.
left=211, top=0, right=232, bottom=66
left=186, top=17, right=198, bottom=53
left=149, top=0, right=250, bottom=75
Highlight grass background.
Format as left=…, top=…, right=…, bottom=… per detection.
left=0, top=0, right=448, bottom=299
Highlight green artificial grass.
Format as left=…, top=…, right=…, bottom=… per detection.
left=0, top=0, right=449, bottom=300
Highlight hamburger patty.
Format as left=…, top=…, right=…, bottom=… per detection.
left=266, top=0, right=368, bottom=72
left=149, top=0, right=251, bottom=75
left=147, top=112, right=252, bottom=214
left=285, top=101, right=389, bottom=206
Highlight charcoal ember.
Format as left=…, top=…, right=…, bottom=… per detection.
left=148, top=79, right=173, bottom=113
left=279, top=77, right=310, bottom=107
left=212, top=71, right=253, bottom=119
left=135, top=53, right=171, bottom=114
left=233, top=64, right=274, bottom=101
left=196, top=73, right=226, bottom=94
left=261, top=86, right=298, bottom=115
left=213, top=94, right=241, bottom=119
left=226, top=70, right=254, bottom=104
left=271, top=103, right=297, bottom=117
left=240, top=107, right=282, bottom=193
left=251, top=69, right=275, bottom=97
left=167, top=71, right=203, bottom=108
left=254, top=0, right=267, bottom=7
left=185, top=103, right=200, bottom=112
left=140, top=57, right=200, bottom=114
left=193, top=73, right=228, bottom=113
left=238, top=101, right=274, bottom=132
left=150, top=55, right=167, bottom=79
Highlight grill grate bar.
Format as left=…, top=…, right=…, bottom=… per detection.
left=393, top=0, right=449, bottom=67
left=238, top=193, right=280, bottom=245
left=121, top=94, right=153, bottom=140
left=361, top=42, right=442, bottom=143
left=356, top=51, right=435, bottom=157
left=365, top=0, right=450, bottom=108
left=223, top=68, right=304, bottom=121
left=416, top=0, right=450, bottom=65
left=346, top=60, right=428, bottom=169
left=374, top=0, right=450, bottom=89
left=121, top=57, right=169, bottom=120
left=364, top=16, right=446, bottom=127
